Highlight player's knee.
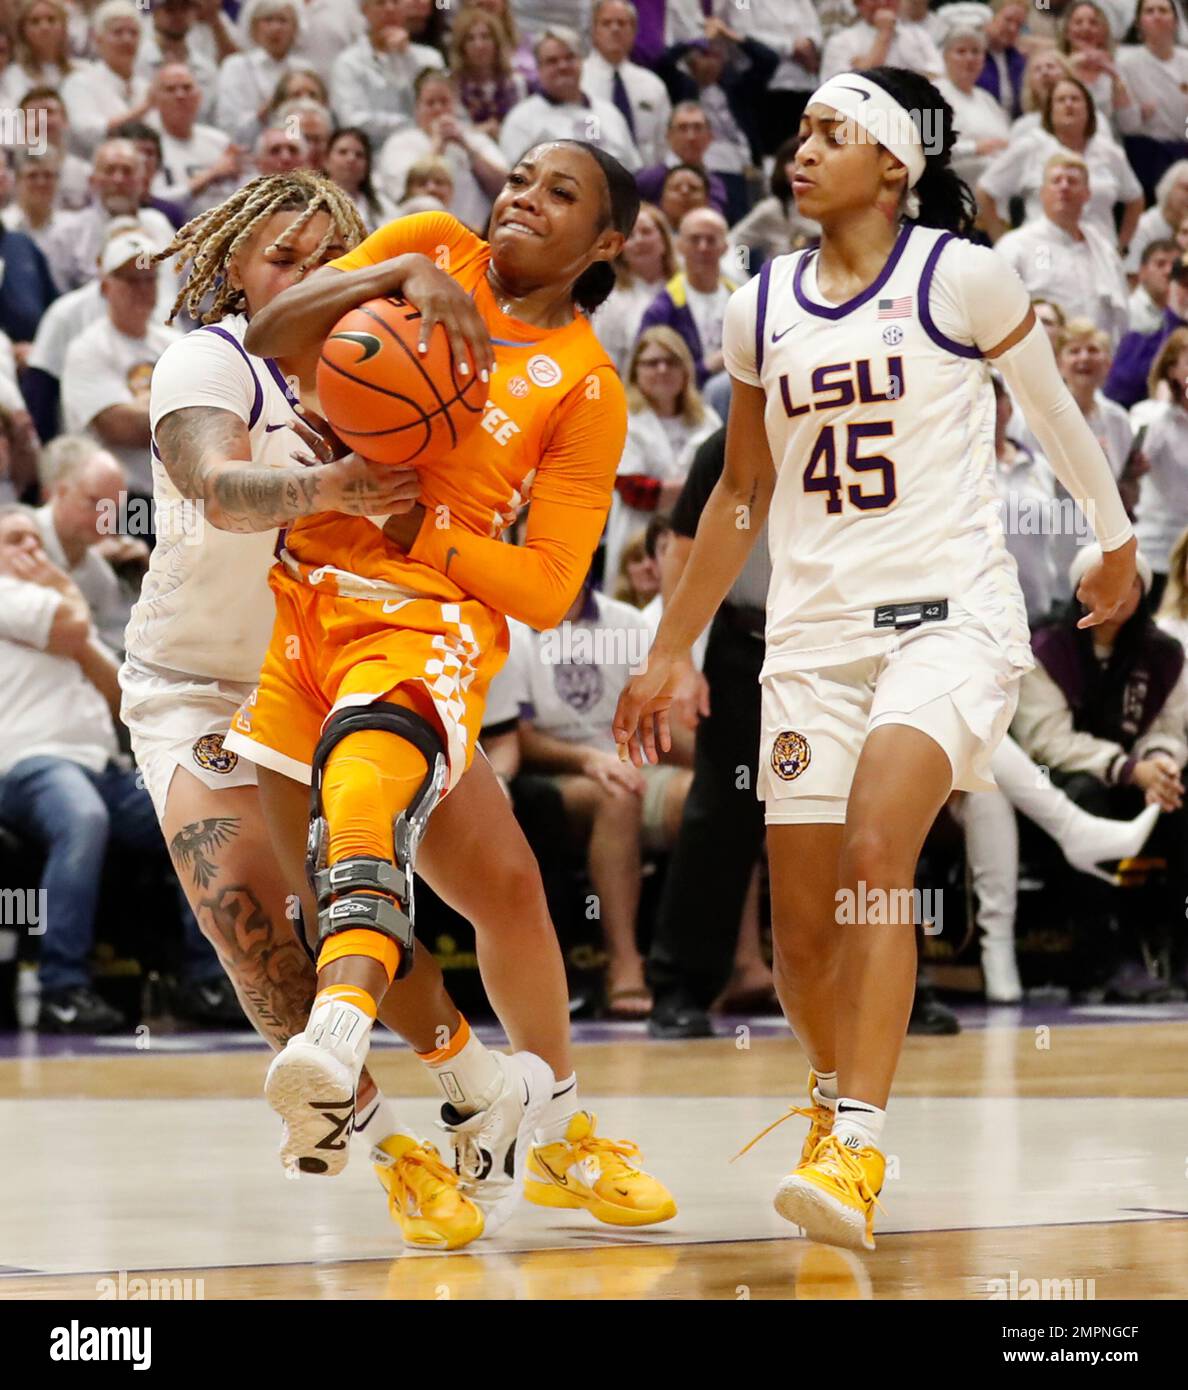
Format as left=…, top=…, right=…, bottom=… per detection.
left=839, top=823, right=908, bottom=890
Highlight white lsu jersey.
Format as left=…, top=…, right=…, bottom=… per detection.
left=723, top=221, right=1034, bottom=682
left=123, top=314, right=307, bottom=684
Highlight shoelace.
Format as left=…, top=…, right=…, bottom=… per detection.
left=808, top=1135, right=887, bottom=1220
left=731, top=1103, right=832, bottom=1163
left=563, top=1129, right=644, bottom=1180
left=391, top=1142, right=463, bottom=1212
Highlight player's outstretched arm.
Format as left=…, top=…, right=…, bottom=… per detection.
left=156, top=407, right=420, bottom=533
left=243, top=259, right=494, bottom=380
left=987, top=308, right=1137, bottom=628
left=613, top=381, right=774, bottom=766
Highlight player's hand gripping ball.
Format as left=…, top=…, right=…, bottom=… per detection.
left=317, top=296, right=486, bottom=465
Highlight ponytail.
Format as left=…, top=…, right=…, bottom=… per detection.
left=863, top=66, right=978, bottom=239
left=573, top=259, right=616, bottom=313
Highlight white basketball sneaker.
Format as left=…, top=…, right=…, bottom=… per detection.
left=441, top=1050, right=554, bottom=1236
left=264, top=994, right=372, bottom=1177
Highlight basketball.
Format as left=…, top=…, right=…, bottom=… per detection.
left=316, top=295, right=486, bottom=466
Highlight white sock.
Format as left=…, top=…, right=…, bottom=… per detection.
left=832, top=1098, right=886, bottom=1152
left=812, top=1069, right=839, bottom=1106
left=351, top=1092, right=416, bottom=1152
left=306, top=992, right=372, bottom=1075
left=535, top=1073, right=579, bottom=1143
left=418, top=1018, right=502, bottom=1117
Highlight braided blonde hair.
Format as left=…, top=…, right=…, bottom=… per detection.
left=154, top=171, right=368, bottom=325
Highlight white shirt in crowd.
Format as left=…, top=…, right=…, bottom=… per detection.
left=581, top=49, right=671, bottom=167
left=1125, top=204, right=1174, bottom=276
left=149, top=117, right=237, bottom=216
left=936, top=78, right=1010, bottom=191
left=499, top=93, right=641, bottom=173
left=685, top=280, right=733, bottom=363
left=490, top=592, right=654, bottom=755
left=1, top=204, right=64, bottom=277
left=979, top=129, right=1143, bottom=241
left=330, top=37, right=444, bottom=149
left=62, top=316, right=180, bottom=495
left=821, top=18, right=943, bottom=82
left=994, top=216, right=1130, bottom=345
left=289, top=0, right=366, bottom=84
left=1129, top=284, right=1167, bottom=334
left=0, top=61, right=69, bottom=109
left=512, top=0, right=594, bottom=40
left=213, top=47, right=295, bottom=146
left=736, top=0, right=824, bottom=92
left=603, top=403, right=723, bottom=588
left=27, top=281, right=105, bottom=382
left=1134, top=400, right=1188, bottom=574
left=34, top=503, right=130, bottom=654
left=125, top=313, right=315, bottom=684
left=136, top=32, right=219, bottom=119
left=591, top=276, right=667, bottom=377
left=44, top=203, right=176, bottom=294
left=377, top=125, right=506, bottom=235
left=1116, top=43, right=1188, bottom=143
left=60, top=63, right=152, bottom=155
left=0, top=574, right=118, bottom=778
left=994, top=442, right=1058, bottom=624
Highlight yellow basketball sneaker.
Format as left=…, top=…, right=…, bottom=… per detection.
left=372, top=1134, right=485, bottom=1250
left=525, top=1112, right=677, bottom=1227
left=775, top=1134, right=885, bottom=1252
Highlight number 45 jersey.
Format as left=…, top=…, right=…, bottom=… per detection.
left=723, top=222, right=1034, bottom=681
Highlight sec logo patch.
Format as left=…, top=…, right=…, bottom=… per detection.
left=507, top=375, right=530, bottom=397
left=771, top=730, right=810, bottom=781
left=193, top=732, right=238, bottom=774
left=881, top=324, right=903, bottom=346
left=527, top=354, right=562, bottom=388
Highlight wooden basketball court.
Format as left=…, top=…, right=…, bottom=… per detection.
left=3, top=1009, right=1186, bottom=1300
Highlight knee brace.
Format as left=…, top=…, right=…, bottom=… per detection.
left=306, top=703, right=448, bottom=979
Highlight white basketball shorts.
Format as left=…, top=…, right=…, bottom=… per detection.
left=758, top=619, right=1025, bottom=825
left=119, top=655, right=259, bottom=820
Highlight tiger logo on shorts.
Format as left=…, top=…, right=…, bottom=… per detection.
left=771, top=730, right=811, bottom=781
left=193, top=732, right=239, bottom=774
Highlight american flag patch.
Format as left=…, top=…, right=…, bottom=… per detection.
left=877, top=296, right=912, bottom=319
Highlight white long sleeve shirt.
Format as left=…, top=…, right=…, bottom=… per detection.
left=329, top=36, right=444, bottom=149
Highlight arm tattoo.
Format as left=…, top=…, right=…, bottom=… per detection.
left=156, top=406, right=317, bottom=533
left=169, top=816, right=240, bottom=890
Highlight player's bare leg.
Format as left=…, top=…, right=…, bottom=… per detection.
left=553, top=772, right=649, bottom=1011
left=163, top=775, right=314, bottom=1048
left=775, top=724, right=953, bottom=1251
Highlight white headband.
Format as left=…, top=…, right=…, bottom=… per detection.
left=806, top=73, right=927, bottom=189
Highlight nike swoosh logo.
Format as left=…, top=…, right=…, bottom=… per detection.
left=771, top=325, right=795, bottom=344
left=264, top=423, right=288, bottom=433
left=445, top=547, right=459, bottom=574
left=522, top=1078, right=530, bottom=1106
left=839, top=84, right=871, bottom=100
left=537, top=1155, right=568, bottom=1187
left=381, top=600, right=405, bottom=613
left=836, top=1103, right=877, bottom=1114
left=329, top=330, right=382, bottom=361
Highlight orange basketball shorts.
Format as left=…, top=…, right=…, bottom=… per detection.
left=222, top=564, right=510, bottom=791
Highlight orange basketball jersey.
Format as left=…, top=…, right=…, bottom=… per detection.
left=286, top=212, right=627, bottom=631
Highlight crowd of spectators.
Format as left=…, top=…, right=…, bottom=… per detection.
left=1, top=0, right=1188, bottom=1037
